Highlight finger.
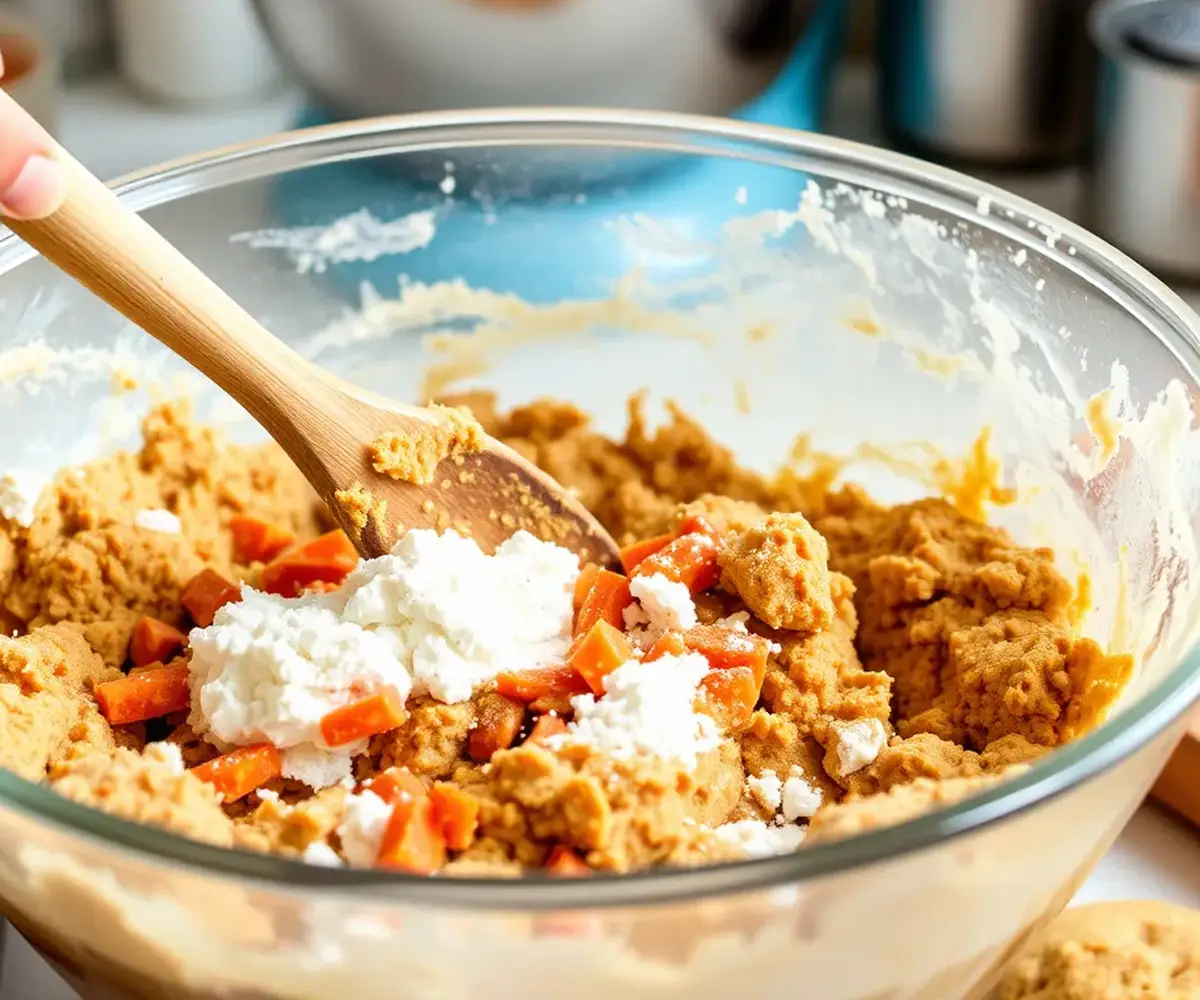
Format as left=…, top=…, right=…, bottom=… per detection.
left=0, top=49, right=6, bottom=79
left=0, top=89, right=65, bottom=220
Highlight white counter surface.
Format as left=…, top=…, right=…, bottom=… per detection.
left=3, top=64, right=1200, bottom=999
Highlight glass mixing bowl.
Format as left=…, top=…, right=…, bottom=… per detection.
left=0, top=110, right=1199, bottom=1000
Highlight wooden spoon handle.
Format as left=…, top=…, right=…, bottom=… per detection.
left=1, top=147, right=325, bottom=448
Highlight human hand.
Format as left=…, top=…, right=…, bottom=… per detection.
left=0, top=53, right=65, bottom=219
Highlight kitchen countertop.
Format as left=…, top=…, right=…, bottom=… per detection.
left=3, top=63, right=1200, bottom=999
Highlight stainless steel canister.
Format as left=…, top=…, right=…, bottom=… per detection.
left=1089, top=0, right=1200, bottom=278
left=878, top=0, right=1097, bottom=167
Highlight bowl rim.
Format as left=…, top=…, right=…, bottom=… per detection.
left=2, top=106, right=1200, bottom=909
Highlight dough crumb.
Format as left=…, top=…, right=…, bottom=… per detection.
left=367, top=404, right=484, bottom=485
left=719, top=513, right=835, bottom=631
left=49, top=745, right=235, bottom=847
left=997, top=900, right=1200, bottom=999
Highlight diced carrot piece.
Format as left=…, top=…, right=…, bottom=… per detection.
left=128, top=616, right=186, bottom=669
left=295, top=529, right=359, bottom=565
left=546, top=845, right=591, bottom=877
left=632, top=533, right=719, bottom=593
left=573, top=569, right=632, bottom=638
left=529, top=694, right=576, bottom=716
left=229, top=514, right=296, bottom=564
left=180, top=568, right=241, bottom=627
left=495, top=665, right=590, bottom=704
left=573, top=563, right=601, bottom=611
left=565, top=620, right=632, bottom=694
left=644, top=632, right=688, bottom=663
left=695, top=666, right=759, bottom=732
left=191, top=744, right=282, bottom=802
left=674, top=514, right=722, bottom=542
left=319, top=688, right=407, bottom=747
left=429, top=783, right=480, bottom=852
left=468, top=692, right=526, bottom=762
left=260, top=530, right=358, bottom=598
left=364, top=766, right=426, bottom=804
left=618, top=533, right=673, bottom=574
left=683, top=624, right=771, bottom=687
left=376, top=794, right=446, bottom=873
left=525, top=713, right=568, bottom=745
left=95, top=664, right=191, bottom=724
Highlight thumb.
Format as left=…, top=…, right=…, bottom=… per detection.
left=0, top=153, right=65, bottom=220
left=0, top=90, right=66, bottom=220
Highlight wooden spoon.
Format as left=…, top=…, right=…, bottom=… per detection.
left=2, top=149, right=620, bottom=567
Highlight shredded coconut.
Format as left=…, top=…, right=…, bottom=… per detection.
left=187, top=529, right=577, bottom=787
left=301, top=841, right=344, bottom=868
left=829, top=718, right=888, bottom=778
left=281, top=743, right=361, bottom=791
left=337, top=790, right=392, bottom=868
left=141, top=741, right=184, bottom=775
left=553, top=652, right=718, bottom=765
left=746, top=769, right=783, bottom=811
left=336, top=529, right=577, bottom=703
left=0, top=468, right=43, bottom=527
left=187, top=589, right=409, bottom=789
left=134, top=508, right=182, bottom=534
left=622, top=572, right=697, bottom=645
left=780, top=769, right=824, bottom=821
left=712, top=820, right=805, bottom=858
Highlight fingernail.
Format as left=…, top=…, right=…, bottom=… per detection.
left=0, top=155, right=65, bottom=219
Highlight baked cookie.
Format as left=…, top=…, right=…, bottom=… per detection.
left=995, top=900, right=1200, bottom=999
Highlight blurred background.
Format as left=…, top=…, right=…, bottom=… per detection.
left=2, top=1, right=1200, bottom=995
left=2, top=0, right=1198, bottom=278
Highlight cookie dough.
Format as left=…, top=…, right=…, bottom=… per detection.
left=0, top=395, right=1134, bottom=875
left=996, top=901, right=1200, bottom=999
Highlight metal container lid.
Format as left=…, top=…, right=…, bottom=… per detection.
left=1125, top=1, right=1200, bottom=65
left=1094, top=0, right=1200, bottom=69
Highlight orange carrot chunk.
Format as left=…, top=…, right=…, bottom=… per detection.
left=573, top=569, right=632, bottom=638
left=376, top=794, right=447, bottom=873
left=644, top=631, right=688, bottom=663
left=319, top=688, right=407, bottom=747
left=95, top=664, right=192, bottom=725
left=128, top=615, right=186, bottom=669
left=191, top=744, right=282, bottom=802
left=296, top=529, right=359, bottom=565
left=546, top=845, right=591, bottom=877
left=683, top=624, right=771, bottom=687
left=468, top=692, right=526, bottom=762
left=180, top=568, right=241, bottom=628
left=565, top=620, right=633, bottom=694
left=674, top=514, right=721, bottom=542
left=229, top=514, right=296, bottom=564
left=618, top=533, right=673, bottom=575
left=429, top=783, right=480, bottom=852
left=695, top=666, right=759, bottom=732
left=525, top=713, right=568, bottom=745
left=261, top=529, right=358, bottom=597
left=365, top=766, right=426, bottom=804
left=573, top=563, right=601, bottom=611
left=632, top=533, right=720, bottom=593
left=495, top=665, right=591, bottom=704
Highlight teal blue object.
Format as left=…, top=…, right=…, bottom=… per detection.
left=267, top=0, right=847, bottom=304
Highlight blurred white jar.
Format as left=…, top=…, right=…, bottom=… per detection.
left=112, top=0, right=280, bottom=106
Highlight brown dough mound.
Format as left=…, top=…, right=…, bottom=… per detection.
left=997, top=901, right=1200, bottom=999
left=719, top=513, right=835, bottom=632
left=49, top=745, right=234, bottom=848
